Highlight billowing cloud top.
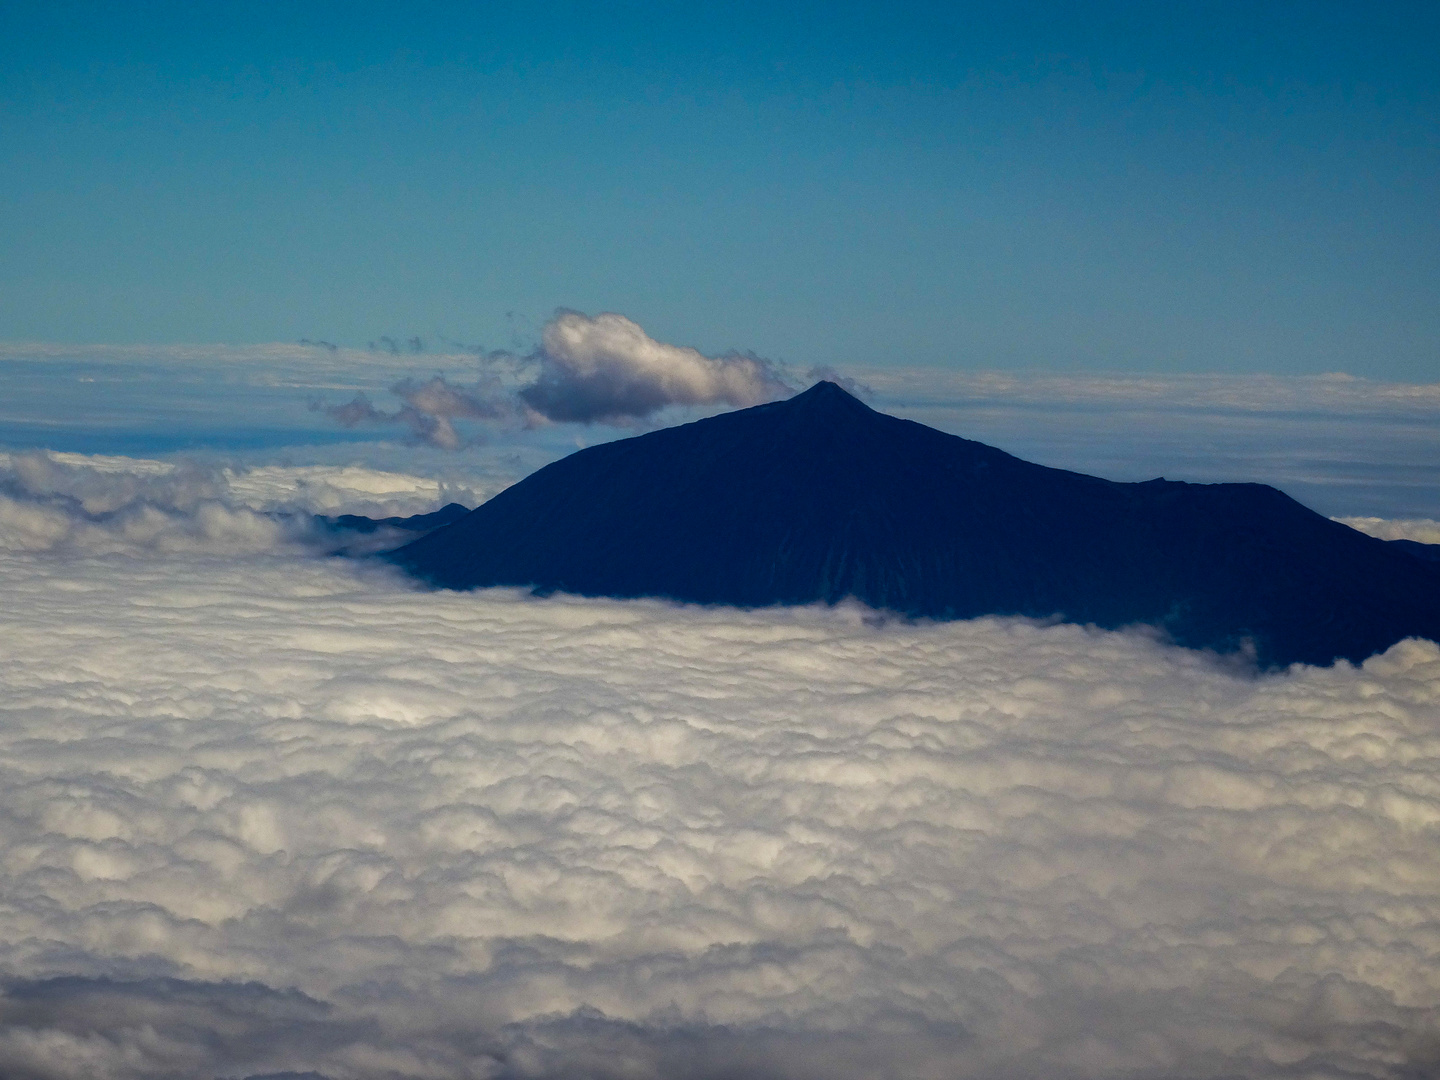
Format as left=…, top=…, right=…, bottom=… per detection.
left=312, top=312, right=792, bottom=445
left=3, top=459, right=1440, bottom=1078
left=519, top=311, right=791, bottom=423
left=3, top=545, right=1440, bottom=1079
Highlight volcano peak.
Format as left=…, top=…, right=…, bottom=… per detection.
left=390, top=391, right=1440, bottom=668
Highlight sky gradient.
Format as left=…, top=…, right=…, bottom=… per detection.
left=3, top=1, right=1438, bottom=377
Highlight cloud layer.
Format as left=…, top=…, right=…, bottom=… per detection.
left=9, top=336, right=1440, bottom=518
left=0, top=452, right=486, bottom=556
left=1, top=538, right=1439, bottom=1078
left=1340, top=516, right=1440, bottom=544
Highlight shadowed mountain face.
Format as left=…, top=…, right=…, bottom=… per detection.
left=319, top=502, right=471, bottom=536
left=390, top=382, right=1440, bottom=668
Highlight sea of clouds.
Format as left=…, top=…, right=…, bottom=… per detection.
left=2, top=454, right=1440, bottom=1079
left=0, top=451, right=499, bottom=558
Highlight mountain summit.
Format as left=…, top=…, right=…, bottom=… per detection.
left=390, top=382, right=1440, bottom=667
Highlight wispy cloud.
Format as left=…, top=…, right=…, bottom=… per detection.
left=317, top=375, right=511, bottom=450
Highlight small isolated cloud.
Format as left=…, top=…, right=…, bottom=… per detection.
left=319, top=392, right=389, bottom=427
left=318, top=376, right=507, bottom=450
left=518, top=311, right=792, bottom=424
left=390, top=375, right=506, bottom=450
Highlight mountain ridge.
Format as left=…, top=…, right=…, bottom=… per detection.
left=389, top=382, right=1440, bottom=668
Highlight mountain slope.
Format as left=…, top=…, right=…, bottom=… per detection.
left=390, top=382, right=1440, bottom=667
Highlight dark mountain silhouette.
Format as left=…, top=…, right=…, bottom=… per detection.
left=1387, top=537, right=1440, bottom=563
left=310, top=502, right=471, bottom=556
left=388, top=382, right=1440, bottom=668
left=319, top=503, right=471, bottom=535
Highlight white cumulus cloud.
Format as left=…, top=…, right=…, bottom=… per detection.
left=518, top=311, right=792, bottom=423
left=308, top=311, right=792, bottom=438
left=1, top=537, right=1439, bottom=1078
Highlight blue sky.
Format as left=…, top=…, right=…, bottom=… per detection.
left=3, top=1, right=1438, bottom=378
